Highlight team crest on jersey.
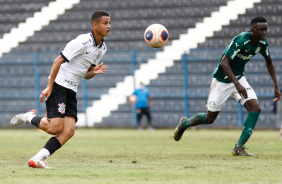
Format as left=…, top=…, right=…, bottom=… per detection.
left=209, top=101, right=216, bottom=108
left=96, top=50, right=102, bottom=59
left=255, top=47, right=261, bottom=54
left=58, top=103, right=66, bottom=114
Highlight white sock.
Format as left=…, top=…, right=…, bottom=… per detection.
left=26, top=113, right=36, bottom=123
left=32, top=148, right=50, bottom=161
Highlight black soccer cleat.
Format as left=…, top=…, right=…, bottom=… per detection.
left=174, top=117, right=188, bottom=141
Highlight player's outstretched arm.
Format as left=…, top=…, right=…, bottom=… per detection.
left=39, top=55, right=66, bottom=103
left=265, top=57, right=281, bottom=102
left=84, top=62, right=107, bottom=79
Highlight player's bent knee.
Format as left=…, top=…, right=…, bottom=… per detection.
left=40, top=118, right=51, bottom=127
left=248, top=105, right=261, bottom=112
left=65, top=128, right=75, bottom=139
left=255, top=106, right=261, bottom=113
left=244, top=99, right=261, bottom=112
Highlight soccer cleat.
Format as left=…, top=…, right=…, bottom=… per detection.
left=10, top=109, right=37, bottom=126
left=28, top=158, right=52, bottom=169
left=232, top=145, right=253, bottom=156
left=147, top=126, right=155, bottom=131
left=174, top=117, right=188, bottom=141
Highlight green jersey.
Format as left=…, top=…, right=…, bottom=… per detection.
left=212, top=31, right=270, bottom=83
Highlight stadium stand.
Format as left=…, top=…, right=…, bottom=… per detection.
left=10, top=0, right=228, bottom=52
left=99, top=0, right=282, bottom=128
left=0, top=0, right=54, bottom=39
left=0, top=0, right=281, bottom=129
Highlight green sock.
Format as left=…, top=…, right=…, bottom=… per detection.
left=236, top=111, right=260, bottom=147
left=183, top=113, right=207, bottom=128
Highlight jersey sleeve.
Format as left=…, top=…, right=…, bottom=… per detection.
left=259, top=39, right=271, bottom=58
left=61, top=35, right=87, bottom=62
left=224, top=35, right=245, bottom=61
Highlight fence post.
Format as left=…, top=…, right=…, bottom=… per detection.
left=131, top=50, right=137, bottom=126
left=82, top=78, right=88, bottom=127
left=33, top=52, right=41, bottom=115
left=276, top=100, right=281, bottom=128
left=237, top=103, right=243, bottom=127
left=182, top=53, right=189, bottom=118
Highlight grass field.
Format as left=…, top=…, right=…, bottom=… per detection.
left=0, top=128, right=281, bottom=184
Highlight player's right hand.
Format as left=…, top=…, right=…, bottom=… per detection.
left=235, top=83, right=248, bottom=99
left=273, top=87, right=281, bottom=102
left=39, top=87, right=52, bottom=103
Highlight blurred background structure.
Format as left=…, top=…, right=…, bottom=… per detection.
left=0, top=0, right=281, bottom=128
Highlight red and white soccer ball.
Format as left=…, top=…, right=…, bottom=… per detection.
left=144, top=24, right=169, bottom=48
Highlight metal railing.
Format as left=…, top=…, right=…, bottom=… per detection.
left=1, top=48, right=281, bottom=127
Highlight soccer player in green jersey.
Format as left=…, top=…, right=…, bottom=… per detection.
left=174, top=16, right=281, bottom=156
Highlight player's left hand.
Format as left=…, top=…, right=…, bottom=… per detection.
left=273, top=87, right=281, bottom=102
left=93, top=62, right=107, bottom=75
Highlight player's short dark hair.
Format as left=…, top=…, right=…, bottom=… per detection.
left=91, top=10, right=109, bottom=24
left=251, top=16, right=267, bottom=26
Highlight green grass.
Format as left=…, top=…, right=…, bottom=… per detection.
left=0, top=128, right=281, bottom=184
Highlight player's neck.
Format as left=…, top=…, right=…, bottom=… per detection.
left=250, top=33, right=259, bottom=46
left=92, top=30, right=103, bottom=46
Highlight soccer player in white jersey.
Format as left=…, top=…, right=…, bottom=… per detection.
left=174, top=16, right=281, bottom=156
left=10, top=10, right=111, bottom=168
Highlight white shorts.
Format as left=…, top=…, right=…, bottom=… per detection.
left=207, top=76, right=258, bottom=112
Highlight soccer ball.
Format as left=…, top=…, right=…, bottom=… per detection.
left=144, top=24, right=169, bottom=48
left=128, top=95, right=137, bottom=104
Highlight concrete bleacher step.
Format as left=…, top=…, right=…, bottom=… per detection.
left=0, top=0, right=53, bottom=38
left=198, top=0, right=282, bottom=48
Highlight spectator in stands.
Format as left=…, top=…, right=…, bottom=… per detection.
left=10, top=10, right=111, bottom=168
left=174, top=16, right=281, bottom=156
left=128, top=82, right=154, bottom=131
